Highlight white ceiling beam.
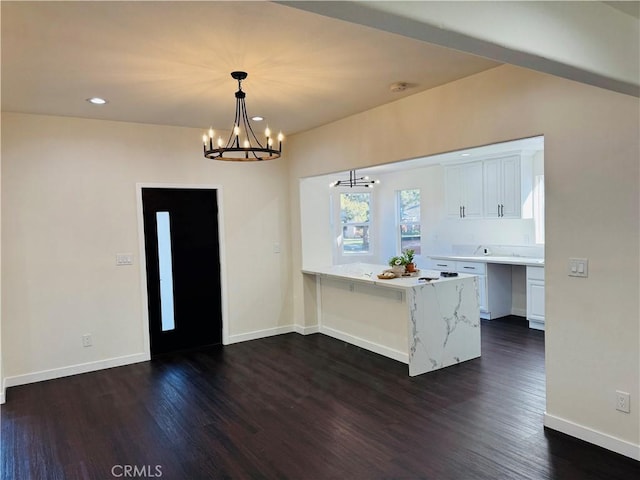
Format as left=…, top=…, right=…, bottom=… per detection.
left=280, top=1, right=639, bottom=97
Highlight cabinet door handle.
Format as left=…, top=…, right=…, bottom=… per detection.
left=436, top=264, right=448, bottom=267
left=500, top=204, right=504, bottom=217
left=459, top=206, right=462, bottom=218
left=462, top=206, right=466, bottom=218
left=497, top=204, right=501, bottom=217
left=463, top=266, right=476, bottom=270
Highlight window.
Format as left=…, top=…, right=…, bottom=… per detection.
left=156, top=211, right=176, bottom=331
left=340, top=192, right=371, bottom=254
left=534, top=175, right=545, bottom=244
left=398, top=189, right=421, bottom=254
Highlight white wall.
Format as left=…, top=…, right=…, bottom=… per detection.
left=1, top=112, right=293, bottom=392
left=374, top=165, right=444, bottom=265
left=288, top=64, right=639, bottom=458
left=299, top=175, right=334, bottom=269
left=0, top=119, right=3, bottom=403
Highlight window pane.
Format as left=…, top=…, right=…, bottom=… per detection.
left=398, top=189, right=421, bottom=255
left=399, top=189, right=420, bottom=222
left=156, top=211, right=176, bottom=332
left=342, top=225, right=370, bottom=253
left=340, top=193, right=370, bottom=223
left=400, top=224, right=421, bottom=254
left=534, top=175, right=545, bottom=244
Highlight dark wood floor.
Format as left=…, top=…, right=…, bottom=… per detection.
left=2, top=317, right=639, bottom=480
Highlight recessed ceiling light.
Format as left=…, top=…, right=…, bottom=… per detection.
left=251, top=115, right=264, bottom=121
left=389, top=81, right=411, bottom=93
left=461, top=153, right=471, bottom=157
left=87, top=97, right=108, bottom=105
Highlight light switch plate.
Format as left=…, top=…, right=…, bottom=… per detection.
left=568, top=258, right=588, bottom=277
left=116, top=253, right=133, bottom=266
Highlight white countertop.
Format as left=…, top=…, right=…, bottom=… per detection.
left=429, top=254, right=544, bottom=267
left=302, top=263, right=475, bottom=290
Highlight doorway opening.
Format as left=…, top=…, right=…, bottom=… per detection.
left=139, top=186, right=224, bottom=356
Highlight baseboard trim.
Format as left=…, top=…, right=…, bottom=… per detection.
left=320, top=325, right=408, bottom=364
left=0, top=325, right=323, bottom=402
left=227, top=325, right=298, bottom=344
left=544, top=412, right=640, bottom=461
left=511, top=307, right=526, bottom=317
left=2, top=352, right=150, bottom=399
left=294, top=324, right=320, bottom=335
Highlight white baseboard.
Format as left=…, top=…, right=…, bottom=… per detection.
left=511, top=307, right=526, bottom=317
left=544, top=412, right=640, bottom=461
left=528, top=320, right=545, bottom=331
left=2, top=352, right=150, bottom=401
left=226, top=325, right=298, bottom=344
left=320, top=325, right=408, bottom=364
left=294, top=324, right=320, bottom=335
left=1, top=325, right=322, bottom=402
left=225, top=324, right=322, bottom=344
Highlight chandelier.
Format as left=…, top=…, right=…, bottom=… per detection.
left=203, top=71, right=283, bottom=161
left=330, top=170, right=380, bottom=188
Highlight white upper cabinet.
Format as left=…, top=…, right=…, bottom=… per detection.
left=483, top=155, right=521, bottom=218
left=445, top=153, right=528, bottom=220
left=445, top=162, right=483, bottom=219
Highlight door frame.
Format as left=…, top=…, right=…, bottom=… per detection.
left=136, top=183, right=229, bottom=357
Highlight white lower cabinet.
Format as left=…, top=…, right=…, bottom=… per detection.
left=526, top=266, right=545, bottom=330
left=455, top=261, right=488, bottom=313
left=430, top=260, right=455, bottom=271
left=481, top=263, right=512, bottom=320
left=430, top=260, right=511, bottom=320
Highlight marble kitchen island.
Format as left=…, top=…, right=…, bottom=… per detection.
left=302, top=263, right=481, bottom=376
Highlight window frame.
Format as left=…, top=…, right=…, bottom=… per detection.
left=338, top=190, right=373, bottom=256
left=397, top=188, right=421, bottom=255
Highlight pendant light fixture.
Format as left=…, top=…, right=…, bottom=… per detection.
left=329, top=170, right=380, bottom=188
left=203, top=71, right=283, bottom=161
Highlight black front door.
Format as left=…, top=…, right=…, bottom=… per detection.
left=142, top=188, right=222, bottom=355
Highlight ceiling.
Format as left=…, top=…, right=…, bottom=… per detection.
left=1, top=1, right=501, bottom=136
left=605, top=1, right=640, bottom=18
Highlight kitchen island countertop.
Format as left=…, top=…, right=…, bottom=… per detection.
left=302, top=263, right=476, bottom=289
left=303, top=263, right=480, bottom=376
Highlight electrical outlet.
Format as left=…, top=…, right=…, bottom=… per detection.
left=82, top=334, right=92, bottom=347
left=616, top=390, right=630, bottom=413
